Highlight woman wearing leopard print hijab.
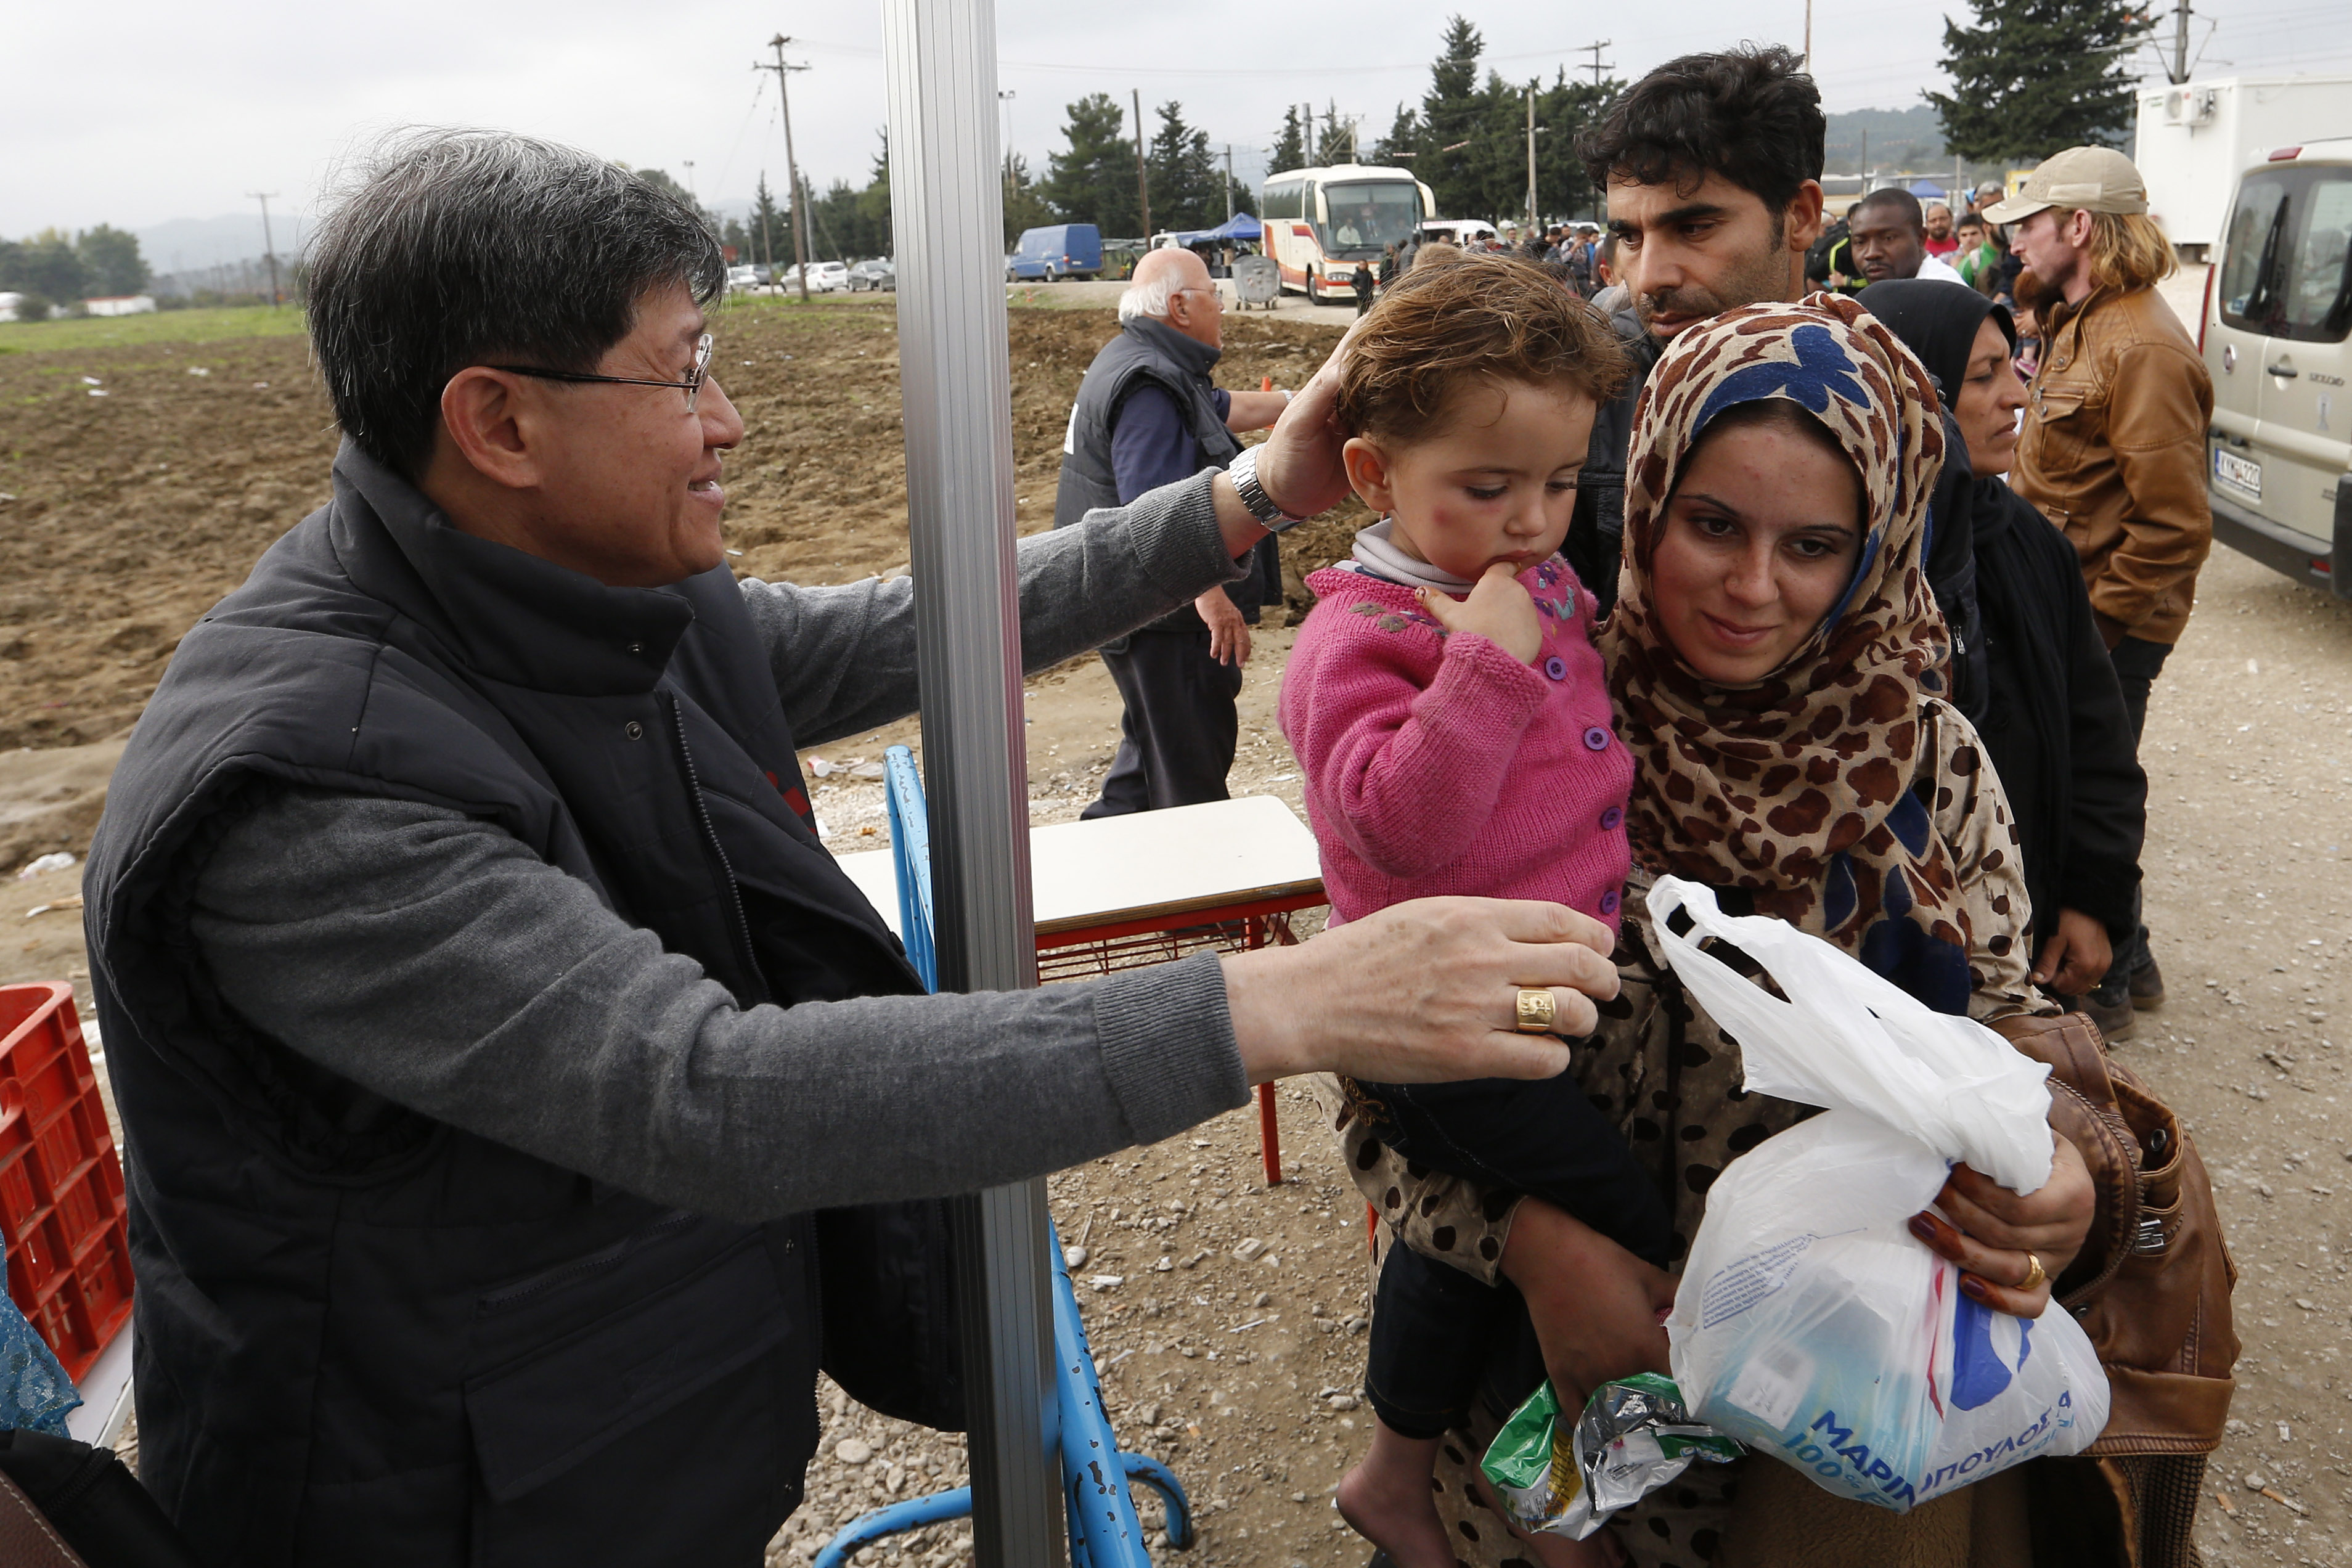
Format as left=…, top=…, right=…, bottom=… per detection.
left=1324, top=298, right=2102, bottom=1567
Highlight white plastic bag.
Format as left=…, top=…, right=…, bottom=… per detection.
left=1649, top=877, right=2109, bottom=1513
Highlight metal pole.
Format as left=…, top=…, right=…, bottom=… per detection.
left=879, top=5, right=1064, bottom=1566
left=248, top=191, right=280, bottom=308
left=1525, top=88, right=1538, bottom=234
left=765, top=35, right=812, bottom=301
left=2170, top=0, right=2191, bottom=84
left=1225, top=144, right=1235, bottom=223
left=1133, top=88, right=1152, bottom=240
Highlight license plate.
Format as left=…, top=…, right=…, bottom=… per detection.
left=2213, top=448, right=2262, bottom=499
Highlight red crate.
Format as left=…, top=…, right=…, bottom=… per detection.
left=0, top=983, right=133, bottom=1381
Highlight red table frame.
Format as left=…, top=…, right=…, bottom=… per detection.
left=1034, top=892, right=1326, bottom=1185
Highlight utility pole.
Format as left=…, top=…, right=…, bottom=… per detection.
left=247, top=191, right=281, bottom=308
left=1803, top=0, right=1813, bottom=72
left=1580, top=39, right=1614, bottom=90
left=2168, top=0, right=2192, bottom=84
left=1224, top=144, right=1235, bottom=221
left=683, top=160, right=697, bottom=205
left=1133, top=88, right=1152, bottom=239
left=758, top=169, right=775, bottom=277
left=1526, top=88, right=1540, bottom=234
left=998, top=89, right=1017, bottom=190
left=757, top=35, right=812, bottom=301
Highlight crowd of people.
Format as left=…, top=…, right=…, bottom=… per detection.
left=33, top=35, right=2232, bottom=1568
left=1068, top=43, right=2224, bottom=1568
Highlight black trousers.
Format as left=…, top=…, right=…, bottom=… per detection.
left=1356, top=1073, right=1672, bottom=1440
left=2107, top=635, right=2173, bottom=981
left=1368, top=1243, right=1545, bottom=1439
left=1083, top=627, right=1245, bottom=818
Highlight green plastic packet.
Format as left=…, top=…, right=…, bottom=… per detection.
left=1480, top=1374, right=1742, bottom=1540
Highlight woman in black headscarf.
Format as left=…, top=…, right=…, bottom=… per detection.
left=1860, top=278, right=2148, bottom=1023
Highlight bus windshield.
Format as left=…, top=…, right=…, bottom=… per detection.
left=1317, top=181, right=1423, bottom=258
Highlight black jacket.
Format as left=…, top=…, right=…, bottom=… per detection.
left=1973, top=479, right=2148, bottom=941
left=1860, top=279, right=2146, bottom=945
left=1053, top=317, right=1276, bottom=632
left=83, top=444, right=952, bottom=1566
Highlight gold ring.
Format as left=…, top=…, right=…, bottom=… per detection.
left=2017, top=1252, right=2047, bottom=1293
left=1514, top=989, right=1558, bottom=1034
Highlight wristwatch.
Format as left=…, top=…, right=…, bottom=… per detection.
left=1225, top=445, right=1310, bottom=534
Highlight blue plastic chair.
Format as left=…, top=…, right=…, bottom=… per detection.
left=817, top=746, right=1193, bottom=1567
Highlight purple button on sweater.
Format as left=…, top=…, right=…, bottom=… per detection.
left=1280, top=559, right=1634, bottom=936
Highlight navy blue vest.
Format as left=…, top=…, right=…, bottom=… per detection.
left=84, top=443, right=925, bottom=1566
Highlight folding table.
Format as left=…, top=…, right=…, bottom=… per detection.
left=830, top=787, right=1329, bottom=1186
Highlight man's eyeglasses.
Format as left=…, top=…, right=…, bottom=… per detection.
left=486, top=333, right=716, bottom=413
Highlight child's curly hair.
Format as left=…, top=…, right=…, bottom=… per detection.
left=1336, top=255, right=1632, bottom=444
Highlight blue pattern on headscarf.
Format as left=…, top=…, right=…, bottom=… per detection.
left=1689, top=322, right=1890, bottom=628
left=1860, top=913, right=1975, bottom=1015
left=1885, top=790, right=1933, bottom=857
left=1823, top=852, right=1858, bottom=931
left=1693, top=324, right=1872, bottom=428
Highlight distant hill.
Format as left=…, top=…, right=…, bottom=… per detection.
left=134, top=213, right=309, bottom=275
left=1824, top=106, right=1948, bottom=175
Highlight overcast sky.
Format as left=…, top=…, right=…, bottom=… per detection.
left=6, top=0, right=2340, bottom=243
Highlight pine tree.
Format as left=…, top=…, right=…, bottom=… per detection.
left=751, top=174, right=786, bottom=269
left=1268, top=107, right=1307, bottom=174
left=1372, top=103, right=1420, bottom=166
left=1418, top=16, right=1487, bottom=219
left=1043, top=93, right=1139, bottom=234
left=1148, top=102, right=1223, bottom=230
left=1003, top=153, right=1058, bottom=245
left=1927, top=0, right=2147, bottom=161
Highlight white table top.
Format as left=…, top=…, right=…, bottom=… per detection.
left=831, top=794, right=1325, bottom=938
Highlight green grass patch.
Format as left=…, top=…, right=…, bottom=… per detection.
left=0, top=305, right=309, bottom=355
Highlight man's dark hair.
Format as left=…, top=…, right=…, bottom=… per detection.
left=1854, top=187, right=1925, bottom=231
left=307, top=129, right=725, bottom=479
left=1576, top=45, right=1824, bottom=218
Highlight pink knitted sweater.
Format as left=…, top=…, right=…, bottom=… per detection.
left=1280, top=557, right=1633, bottom=933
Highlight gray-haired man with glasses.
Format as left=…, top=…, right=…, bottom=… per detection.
left=82, top=129, right=1622, bottom=1562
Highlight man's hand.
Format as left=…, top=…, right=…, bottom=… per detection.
left=2030, top=907, right=2113, bottom=997
left=1197, top=589, right=1252, bottom=666
left=1221, top=896, right=1619, bottom=1086
left=1500, top=1198, right=1675, bottom=1411
left=1415, top=563, right=1543, bottom=663
left=1208, top=320, right=1366, bottom=553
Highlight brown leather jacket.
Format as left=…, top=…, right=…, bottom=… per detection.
left=2014, top=285, right=2215, bottom=647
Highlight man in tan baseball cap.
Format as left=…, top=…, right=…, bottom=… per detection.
left=2001, top=142, right=2209, bottom=1038
left=1981, top=144, right=2150, bottom=223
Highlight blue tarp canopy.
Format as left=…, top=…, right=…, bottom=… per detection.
left=1907, top=180, right=1948, bottom=200
left=1164, top=212, right=1261, bottom=245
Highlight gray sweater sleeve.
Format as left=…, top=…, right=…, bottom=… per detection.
left=740, top=465, right=1244, bottom=746
left=187, top=785, right=1249, bottom=1220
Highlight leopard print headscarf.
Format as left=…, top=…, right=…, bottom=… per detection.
left=1599, top=295, right=1970, bottom=990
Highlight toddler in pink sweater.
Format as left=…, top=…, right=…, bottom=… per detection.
left=1283, top=256, right=1670, bottom=1568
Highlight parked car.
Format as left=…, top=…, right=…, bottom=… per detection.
left=847, top=259, right=897, bottom=292
left=1007, top=224, right=1103, bottom=282
left=725, top=264, right=761, bottom=292
left=2201, top=136, right=2352, bottom=598
left=777, top=261, right=850, bottom=294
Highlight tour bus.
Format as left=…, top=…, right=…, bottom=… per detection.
left=1258, top=163, right=1436, bottom=303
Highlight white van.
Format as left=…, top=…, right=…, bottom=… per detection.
left=2201, top=137, right=2352, bottom=598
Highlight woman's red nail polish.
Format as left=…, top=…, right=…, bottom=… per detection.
left=1959, top=1274, right=1990, bottom=1302
left=1908, top=1214, right=1938, bottom=1244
